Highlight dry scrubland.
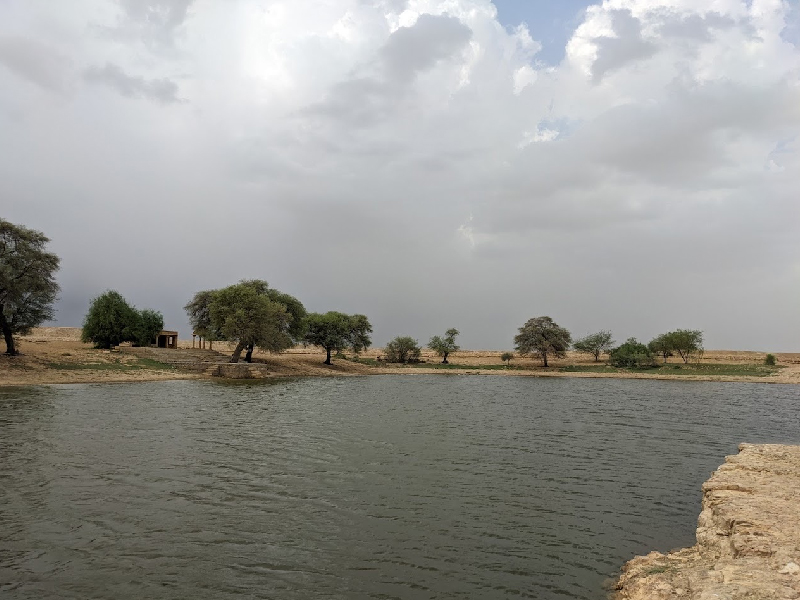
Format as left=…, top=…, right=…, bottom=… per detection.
left=1, top=327, right=799, bottom=386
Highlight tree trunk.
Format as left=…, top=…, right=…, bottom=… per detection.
left=594, top=351, right=600, bottom=362
left=230, top=341, right=246, bottom=363
left=542, top=352, right=548, bottom=367
left=442, top=353, right=448, bottom=364
left=244, top=344, right=254, bottom=363
left=0, top=309, right=16, bottom=356
left=324, top=347, right=332, bottom=365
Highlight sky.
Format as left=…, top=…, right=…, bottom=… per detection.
left=1, top=0, right=799, bottom=352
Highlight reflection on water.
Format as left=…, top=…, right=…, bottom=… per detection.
left=1, top=377, right=798, bottom=599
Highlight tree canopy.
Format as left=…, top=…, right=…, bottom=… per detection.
left=573, top=330, right=614, bottom=362
left=648, top=333, right=674, bottom=364
left=609, top=338, right=656, bottom=368
left=513, top=316, right=572, bottom=367
left=81, top=290, right=137, bottom=348
left=428, top=328, right=460, bottom=364
left=0, top=219, right=60, bottom=355
left=666, top=329, right=704, bottom=364
left=384, top=336, right=422, bottom=364
left=303, top=311, right=373, bottom=364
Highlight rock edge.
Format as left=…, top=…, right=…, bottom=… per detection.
left=614, top=443, right=800, bottom=599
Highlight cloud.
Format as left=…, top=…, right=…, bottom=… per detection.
left=2, top=0, right=799, bottom=351
left=0, top=36, right=72, bottom=92
left=83, top=63, right=182, bottom=104
left=590, top=10, right=658, bottom=83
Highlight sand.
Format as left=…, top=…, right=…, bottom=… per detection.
left=1, top=328, right=798, bottom=386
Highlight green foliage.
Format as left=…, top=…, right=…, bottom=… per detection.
left=186, top=280, right=308, bottom=363
left=132, top=309, right=164, bottom=347
left=765, top=353, right=777, bottom=366
left=384, top=336, right=422, bottom=364
left=514, top=316, right=572, bottom=367
left=428, top=328, right=460, bottom=364
left=609, top=338, right=657, bottom=369
left=210, top=281, right=292, bottom=362
left=665, top=329, right=704, bottom=364
left=648, top=333, right=674, bottom=363
left=500, top=351, right=514, bottom=365
left=0, top=219, right=60, bottom=355
left=184, top=290, right=217, bottom=339
left=303, top=311, right=373, bottom=364
left=573, top=330, right=615, bottom=362
left=81, top=291, right=139, bottom=349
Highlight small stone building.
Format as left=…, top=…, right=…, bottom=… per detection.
left=155, top=330, right=178, bottom=349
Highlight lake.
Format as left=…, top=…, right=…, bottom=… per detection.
left=1, top=376, right=798, bottom=599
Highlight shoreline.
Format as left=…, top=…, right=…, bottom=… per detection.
left=614, top=444, right=800, bottom=599
left=1, top=329, right=798, bottom=387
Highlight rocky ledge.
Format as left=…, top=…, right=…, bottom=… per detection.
left=614, top=443, right=800, bottom=600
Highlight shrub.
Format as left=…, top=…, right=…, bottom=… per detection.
left=765, top=354, right=777, bottom=366
left=500, top=352, right=514, bottom=366
left=609, top=338, right=657, bottom=369
left=384, top=336, right=422, bottom=364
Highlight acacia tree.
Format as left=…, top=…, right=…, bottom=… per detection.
left=514, top=316, right=572, bottom=367
left=573, top=330, right=615, bottom=362
left=0, top=219, right=60, bottom=355
left=184, top=290, right=217, bottom=343
left=303, top=311, right=373, bottom=365
left=501, top=352, right=514, bottom=367
left=666, top=329, right=703, bottom=364
left=648, top=333, right=674, bottom=364
left=385, top=336, right=421, bottom=364
left=186, top=280, right=307, bottom=363
left=133, top=309, right=164, bottom=348
left=428, top=328, right=460, bottom=364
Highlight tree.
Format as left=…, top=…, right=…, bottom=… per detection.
left=209, top=281, right=294, bottom=363
left=500, top=352, right=514, bottom=367
left=0, top=219, right=60, bottom=355
left=609, top=338, right=656, bottom=368
left=384, top=336, right=421, bottom=364
left=648, top=333, right=674, bottom=364
left=184, top=290, right=217, bottom=341
left=81, top=290, right=139, bottom=349
left=132, top=309, right=164, bottom=347
left=303, top=311, right=373, bottom=365
left=573, top=330, right=615, bottom=362
left=428, top=328, right=460, bottom=364
left=666, top=329, right=704, bottom=364
left=514, top=316, right=572, bottom=367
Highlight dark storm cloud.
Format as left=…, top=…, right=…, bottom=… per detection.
left=590, top=10, right=657, bottom=83
left=0, top=36, right=71, bottom=92
left=83, top=63, right=182, bottom=104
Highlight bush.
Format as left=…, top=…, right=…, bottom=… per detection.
left=500, top=352, right=514, bottom=366
left=609, top=338, right=657, bottom=369
left=384, top=336, right=422, bottom=364
left=765, top=354, right=777, bottom=366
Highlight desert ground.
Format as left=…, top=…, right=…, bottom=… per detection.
left=1, top=328, right=799, bottom=386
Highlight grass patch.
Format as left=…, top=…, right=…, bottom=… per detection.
left=649, top=363, right=781, bottom=378
left=643, top=565, right=672, bottom=576
left=386, top=362, right=524, bottom=371
left=46, top=358, right=175, bottom=372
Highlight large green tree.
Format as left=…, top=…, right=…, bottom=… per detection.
left=184, top=289, right=217, bottom=341
left=303, top=311, right=373, bottom=365
left=573, top=330, right=615, bottom=362
left=648, top=333, right=674, bottom=364
left=132, top=309, right=165, bottom=348
left=209, top=281, right=294, bottom=363
left=514, top=316, right=572, bottom=367
left=428, top=328, right=460, bottom=364
left=0, top=219, right=60, bottom=355
left=81, top=290, right=139, bottom=349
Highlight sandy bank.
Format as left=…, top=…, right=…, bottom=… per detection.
left=1, top=328, right=799, bottom=386
left=614, top=444, right=800, bottom=600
